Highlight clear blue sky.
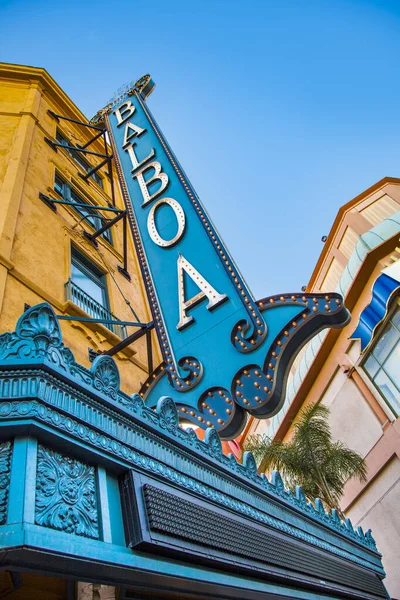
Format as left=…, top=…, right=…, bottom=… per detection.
left=2, top=0, right=400, bottom=298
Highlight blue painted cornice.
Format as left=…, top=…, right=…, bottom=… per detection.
left=0, top=303, right=382, bottom=572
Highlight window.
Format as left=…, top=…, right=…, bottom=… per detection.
left=67, top=248, right=127, bottom=339
left=54, top=174, right=112, bottom=244
left=56, top=129, right=104, bottom=188
left=362, top=303, right=400, bottom=415
left=71, top=249, right=108, bottom=308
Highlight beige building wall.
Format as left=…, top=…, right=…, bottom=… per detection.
left=0, top=63, right=159, bottom=396
left=239, top=178, right=400, bottom=598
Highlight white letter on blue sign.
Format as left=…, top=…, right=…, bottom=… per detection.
left=176, top=254, right=227, bottom=330
left=125, top=142, right=155, bottom=172
left=147, top=198, right=186, bottom=248
left=134, top=162, right=169, bottom=206
left=114, top=100, right=136, bottom=126
left=123, top=122, right=146, bottom=147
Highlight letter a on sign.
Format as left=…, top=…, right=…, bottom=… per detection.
left=177, top=254, right=227, bottom=330
left=102, top=75, right=349, bottom=439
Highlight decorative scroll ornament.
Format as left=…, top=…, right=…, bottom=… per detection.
left=35, top=445, right=99, bottom=539
left=91, top=355, right=120, bottom=399
left=156, top=396, right=179, bottom=434
left=104, top=75, right=350, bottom=439
left=204, top=427, right=223, bottom=458
left=90, top=74, right=156, bottom=125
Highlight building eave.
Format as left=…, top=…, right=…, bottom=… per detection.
left=307, top=177, right=400, bottom=290
left=274, top=233, right=400, bottom=441
left=0, top=62, right=94, bottom=127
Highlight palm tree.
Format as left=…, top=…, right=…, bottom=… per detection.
left=244, top=403, right=367, bottom=514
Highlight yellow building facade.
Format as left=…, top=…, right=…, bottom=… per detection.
left=0, top=63, right=159, bottom=395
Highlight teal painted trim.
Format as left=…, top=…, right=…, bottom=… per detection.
left=107, top=472, right=125, bottom=546
left=0, top=377, right=379, bottom=568
left=0, top=401, right=381, bottom=573
left=0, top=303, right=384, bottom=573
left=0, top=441, right=11, bottom=524
left=106, top=473, right=125, bottom=546
left=7, top=437, right=36, bottom=525
left=0, top=523, right=372, bottom=600
left=97, top=466, right=112, bottom=543
left=24, top=437, right=37, bottom=524
left=269, top=208, right=400, bottom=438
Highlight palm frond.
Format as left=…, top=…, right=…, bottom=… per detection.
left=243, top=402, right=367, bottom=512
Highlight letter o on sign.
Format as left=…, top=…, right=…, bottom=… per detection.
left=147, top=198, right=186, bottom=247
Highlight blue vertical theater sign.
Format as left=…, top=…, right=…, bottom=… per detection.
left=0, top=74, right=389, bottom=600
left=106, top=76, right=349, bottom=438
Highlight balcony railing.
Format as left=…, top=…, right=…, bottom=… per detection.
left=65, top=279, right=128, bottom=340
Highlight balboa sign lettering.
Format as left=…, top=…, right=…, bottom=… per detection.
left=99, top=75, right=349, bottom=439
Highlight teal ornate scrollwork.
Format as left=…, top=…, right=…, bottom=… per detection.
left=205, top=427, right=222, bottom=458
left=0, top=441, right=11, bottom=524
left=35, top=445, right=99, bottom=539
left=242, top=451, right=258, bottom=480
left=0, top=303, right=379, bottom=553
left=156, top=396, right=179, bottom=434
left=91, top=355, right=120, bottom=399
left=0, top=303, right=62, bottom=361
left=0, top=303, right=84, bottom=380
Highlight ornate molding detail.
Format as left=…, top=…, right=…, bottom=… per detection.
left=91, top=355, right=120, bottom=399
left=0, top=303, right=62, bottom=360
left=242, top=451, right=258, bottom=481
left=204, top=427, right=222, bottom=458
left=35, top=445, right=99, bottom=539
left=271, top=470, right=285, bottom=493
left=156, top=396, right=179, bottom=434
left=0, top=368, right=377, bottom=557
left=0, top=441, right=11, bottom=524
left=0, top=393, right=379, bottom=566
left=0, top=303, right=378, bottom=555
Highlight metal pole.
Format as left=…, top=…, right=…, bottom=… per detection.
left=81, top=156, right=111, bottom=180
left=146, top=329, right=154, bottom=374
left=103, top=322, right=154, bottom=357
left=88, top=211, right=125, bottom=240
left=47, top=110, right=104, bottom=131
left=45, top=140, right=109, bottom=159
left=57, top=315, right=145, bottom=327
left=38, top=194, right=122, bottom=212
left=80, top=129, right=105, bottom=149
left=123, top=213, right=128, bottom=273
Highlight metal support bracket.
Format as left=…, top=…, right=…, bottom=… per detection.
left=103, top=321, right=155, bottom=360
left=38, top=194, right=128, bottom=273
left=87, top=321, right=155, bottom=374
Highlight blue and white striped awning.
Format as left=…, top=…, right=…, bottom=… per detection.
left=351, top=260, right=400, bottom=351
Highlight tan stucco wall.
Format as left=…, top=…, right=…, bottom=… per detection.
left=322, top=374, right=383, bottom=457
left=347, top=457, right=400, bottom=596
left=0, top=66, right=159, bottom=395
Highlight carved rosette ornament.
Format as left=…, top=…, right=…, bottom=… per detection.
left=35, top=445, right=99, bottom=539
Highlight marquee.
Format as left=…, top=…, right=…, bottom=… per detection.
left=103, top=76, right=349, bottom=438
